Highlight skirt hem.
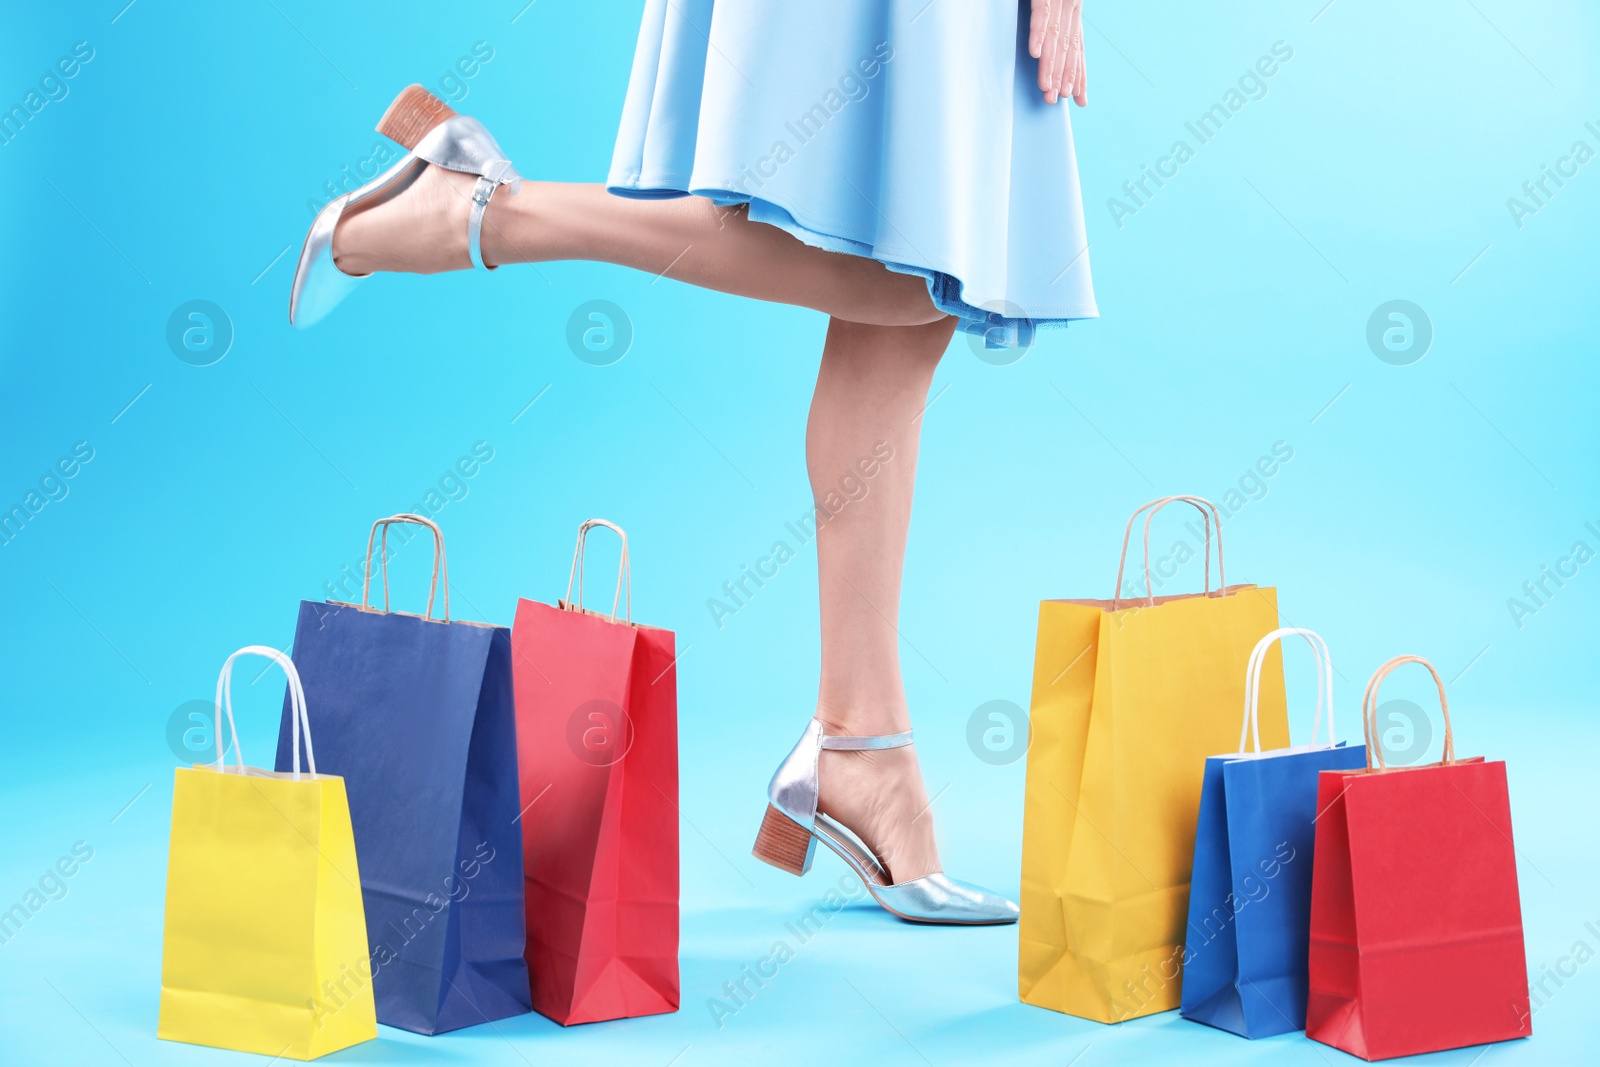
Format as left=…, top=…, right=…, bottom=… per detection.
left=608, top=173, right=1100, bottom=336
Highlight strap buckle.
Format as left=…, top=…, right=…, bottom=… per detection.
left=481, top=159, right=522, bottom=195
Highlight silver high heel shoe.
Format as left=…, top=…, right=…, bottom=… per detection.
left=288, top=85, right=523, bottom=327
left=753, top=719, right=1019, bottom=925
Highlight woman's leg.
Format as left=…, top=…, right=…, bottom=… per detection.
left=335, top=162, right=959, bottom=878
left=332, top=169, right=945, bottom=328
left=807, top=315, right=957, bottom=883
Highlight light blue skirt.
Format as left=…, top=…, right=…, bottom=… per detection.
left=607, top=0, right=1098, bottom=346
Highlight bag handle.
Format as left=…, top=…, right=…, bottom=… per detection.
left=1361, top=655, right=1455, bottom=771
left=362, top=513, right=450, bottom=622
left=212, top=646, right=315, bottom=780
left=565, top=519, right=631, bottom=624
left=1240, top=627, right=1334, bottom=753
left=1111, top=495, right=1226, bottom=608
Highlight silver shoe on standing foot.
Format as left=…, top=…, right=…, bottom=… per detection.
left=752, top=719, right=1019, bottom=925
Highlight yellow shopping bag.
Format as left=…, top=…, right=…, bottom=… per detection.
left=158, top=646, right=376, bottom=1060
left=1019, top=497, right=1289, bottom=1022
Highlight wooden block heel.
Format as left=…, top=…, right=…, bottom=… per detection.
left=375, top=84, right=457, bottom=150
left=752, top=804, right=815, bottom=876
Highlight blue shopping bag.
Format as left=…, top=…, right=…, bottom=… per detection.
left=1180, top=627, right=1367, bottom=1038
left=274, top=514, right=530, bottom=1035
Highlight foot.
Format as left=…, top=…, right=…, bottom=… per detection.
left=817, top=742, right=942, bottom=884
left=330, top=163, right=478, bottom=276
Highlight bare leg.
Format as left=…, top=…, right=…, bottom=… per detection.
left=332, top=170, right=945, bottom=328
left=808, top=316, right=956, bottom=883
left=336, top=162, right=959, bottom=879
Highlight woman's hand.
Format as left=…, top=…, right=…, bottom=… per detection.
left=1029, top=0, right=1087, bottom=106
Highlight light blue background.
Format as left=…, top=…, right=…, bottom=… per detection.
left=2, top=1, right=1597, bottom=1064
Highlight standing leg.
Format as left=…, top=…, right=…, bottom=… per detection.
left=806, top=316, right=957, bottom=883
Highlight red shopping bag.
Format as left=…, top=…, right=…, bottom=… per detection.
left=510, top=519, right=679, bottom=1025
left=1306, top=655, right=1531, bottom=1060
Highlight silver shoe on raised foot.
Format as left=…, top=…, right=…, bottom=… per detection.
left=289, top=85, right=522, bottom=328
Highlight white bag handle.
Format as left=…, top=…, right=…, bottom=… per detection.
left=213, top=646, right=315, bottom=780
left=1240, top=627, right=1335, bottom=753
left=565, top=519, right=631, bottom=624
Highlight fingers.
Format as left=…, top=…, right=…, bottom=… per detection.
left=1068, top=4, right=1088, bottom=106
left=1029, top=0, right=1051, bottom=60
left=1049, top=24, right=1070, bottom=105
left=1036, top=0, right=1086, bottom=105
left=1036, top=0, right=1061, bottom=100
left=1060, top=1, right=1084, bottom=105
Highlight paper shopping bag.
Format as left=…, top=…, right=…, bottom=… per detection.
left=1180, top=628, right=1367, bottom=1037
left=1019, top=496, right=1289, bottom=1023
left=275, top=514, right=530, bottom=1035
left=1306, top=656, right=1531, bottom=1060
left=159, top=647, right=375, bottom=1061
left=511, top=519, right=679, bottom=1024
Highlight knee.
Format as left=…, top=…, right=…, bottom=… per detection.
left=909, top=315, right=959, bottom=355
left=844, top=293, right=950, bottom=330
left=829, top=315, right=958, bottom=367
left=883, top=278, right=948, bottom=327
left=836, top=268, right=947, bottom=328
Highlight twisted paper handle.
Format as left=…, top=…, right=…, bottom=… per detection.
left=1111, top=495, right=1226, bottom=608
left=361, top=513, right=449, bottom=621
left=1240, top=627, right=1334, bottom=753
left=1361, top=655, right=1454, bottom=771
left=566, top=519, right=631, bottom=624
left=213, top=646, right=315, bottom=780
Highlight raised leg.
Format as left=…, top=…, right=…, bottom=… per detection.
left=806, top=316, right=957, bottom=883
left=332, top=169, right=945, bottom=328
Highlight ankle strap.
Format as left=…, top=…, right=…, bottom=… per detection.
left=467, top=160, right=521, bottom=271
left=819, top=729, right=914, bottom=751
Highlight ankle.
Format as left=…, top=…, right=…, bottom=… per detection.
left=479, top=180, right=558, bottom=266
left=815, top=698, right=910, bottom=739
